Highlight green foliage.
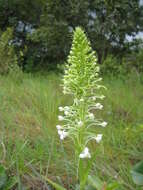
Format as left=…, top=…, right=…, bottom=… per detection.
left=101, top=55, right=121, bottom=76
left=0, top=165, right=7, bottom=189
left=29, top=23, right=70, bottom=64
left=131, top=161, right=143, bottom=186
left=43, top=176, right=66, bottom=190
left=0, top=28, right=18, bottom=74
left=136, top=49, right=143, bottom=72
left=0, top=0, right=44, bottom=27
left=101, top=51, right=143, bottom=77
left=122, top=49, right=143, bottom=74
left=87, top=175, right=121, bottom=190
left=0, top=165, right=17, bottom=189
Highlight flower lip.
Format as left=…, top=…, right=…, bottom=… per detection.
left=100, top=121, right=107, bottom=127
left=88, top=113, right=94, bottom=120
left=79, top=147, right=91, bottom=159
left=95, top=134, right=102, bottom=143
left=95, top=103, right=103, bottom=109
left=58, top=129, right=68, bottom=140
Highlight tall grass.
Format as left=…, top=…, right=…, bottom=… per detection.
left=0, top=73, right=143, bottom=189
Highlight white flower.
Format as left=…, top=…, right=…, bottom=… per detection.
left=64, top=80, right=68, bottom=84
left=100, top=121, right=107, bottom=127
left=58, top=130, right=68, bottom=140
left=95, top=103, right=103, bottom=110
left=89, top=113, right=94, bottom=120
left=64, top=110, right=69, bottom=116
left=79, top=147, right=91, bottom=159
left=114, top=174, right=118, bottom=179
left=58, top=115, right=64, bottom=121
left=80, top=98, right=84, bottom=102
left=59, top=107, right=64, bottom=111
left=100, top=95, right=105, bottom=100
left=63, top=87, right=67, bottom=94
left=64, top=106, right=70, bottom=111
left=92, top=96, right=96, bottom=101
left=95, top=134, right=102, bottom=143
left=74, top=98, right=78, bottom=105
left=56, top=125, right=62, bottom=130
left=77, top=120, right=83, bottom=127
left=96, top=66, right=100, bottom=72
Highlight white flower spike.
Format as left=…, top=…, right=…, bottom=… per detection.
left=56, top=27, right=107, bottom=189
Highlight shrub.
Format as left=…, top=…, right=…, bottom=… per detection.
left=101, top=55, right=121, bottom=76
left=0, top=28, right=18, bottom=75
left=122, top=49, right=143, bottom=74
left=101, top=51, right=143, bottom=78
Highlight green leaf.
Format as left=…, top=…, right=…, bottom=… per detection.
left=43, top=176, right=66, bottom=190
left=0, top=165, right=7, bottom=188
left=85, top=185, right=96, bottom=190
left=106, top=182, right=121, bottom=190
left=131, top=161, right=143, bottom=185
left=87, top=175, right=104, bottom=190
left=5, top=176, right=18, bottom=190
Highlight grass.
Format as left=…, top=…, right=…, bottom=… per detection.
left=0, top=72, right=143, bottom=189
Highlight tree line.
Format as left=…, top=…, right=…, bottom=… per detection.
left=0, top=0, right=143, bottom=73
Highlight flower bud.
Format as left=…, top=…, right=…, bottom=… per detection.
left=77, top=120, right=83, bottom=127
left=59, top=107, right=64, bottom=111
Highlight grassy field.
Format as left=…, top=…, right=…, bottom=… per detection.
left=0, top=72, right=143, bottom=189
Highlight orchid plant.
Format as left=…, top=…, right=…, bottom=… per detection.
left=55, top=27, right=107, bottom=190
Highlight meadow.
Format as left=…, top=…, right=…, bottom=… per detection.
left=0, top=72, right=143, bottom=189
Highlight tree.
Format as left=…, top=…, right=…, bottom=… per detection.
left=88, top=0, right=143, bottom=62
left=30, top=0, right=143, bottom=66
left=0, top=28, right=18, bottom=74
left=0, top=0, right=143, bottom=70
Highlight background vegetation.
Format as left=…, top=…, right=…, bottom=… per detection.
left=0, top=73, right=143, bottom=189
